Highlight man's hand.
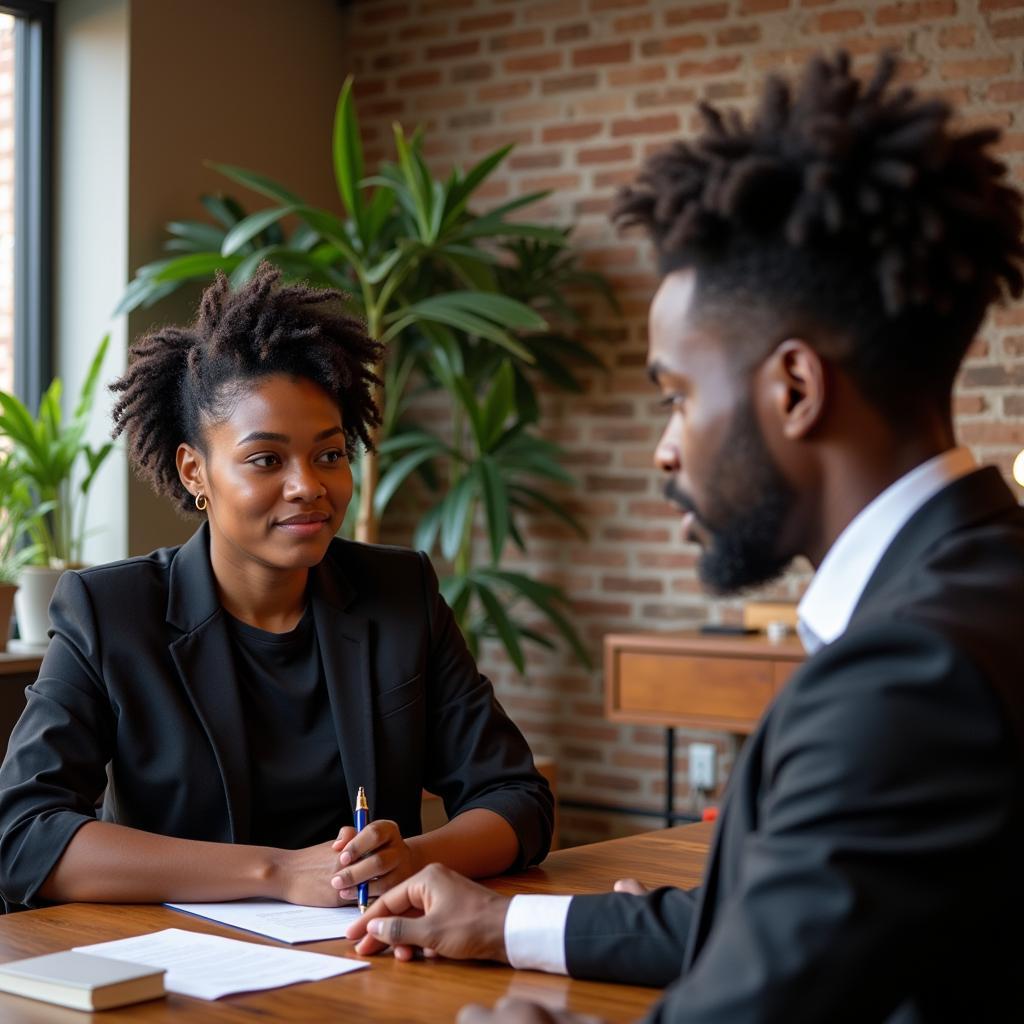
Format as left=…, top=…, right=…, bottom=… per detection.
left=331, top=819, right=424, bottom=901
left=345, top=862, right=510, bottom=962
left=457, top=998, right=605, bottom=1024
left=612, top=878, right=649, bottom=895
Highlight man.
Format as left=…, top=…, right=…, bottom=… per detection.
left=346, top=52, right=1024, bottom=1023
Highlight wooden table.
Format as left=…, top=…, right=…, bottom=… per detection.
left=0, top=822, right=715, bottom=1022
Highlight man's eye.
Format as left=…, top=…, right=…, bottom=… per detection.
left=659, top=395, right=684, bottom=409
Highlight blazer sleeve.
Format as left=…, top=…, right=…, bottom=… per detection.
left=0, top=571, right=115, bottom=908
left=565, top=885, right=701, bottom=987
left=416, top=552, right=553, bottom=870
left=642, top=621, right=1018, bottom=1023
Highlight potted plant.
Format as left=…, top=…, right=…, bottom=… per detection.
left=0, top=337, right=114, bottom=646
left=117, top=81, right=616, bottom=674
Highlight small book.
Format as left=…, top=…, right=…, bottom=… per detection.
left=0, top=951, right=165, bottom=1011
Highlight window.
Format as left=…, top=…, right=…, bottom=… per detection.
left=0, top=1, right=52, bottom=403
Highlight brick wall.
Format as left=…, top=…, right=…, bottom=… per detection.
left=0, top=15, right=14, bottom=397
left=340, top=0, right=1024, bottom=845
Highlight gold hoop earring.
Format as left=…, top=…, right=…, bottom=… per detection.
left=195, top=493, right=208, bottom=512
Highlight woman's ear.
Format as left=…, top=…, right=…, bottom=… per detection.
left=176, top=443, right=205, bottom=497
left=761, top=339, right=828, bottom=441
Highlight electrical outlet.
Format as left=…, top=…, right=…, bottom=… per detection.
left=689, top=742, right=717, bottom=791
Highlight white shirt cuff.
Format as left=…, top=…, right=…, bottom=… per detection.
left=503, top=894, right=573, bottom=974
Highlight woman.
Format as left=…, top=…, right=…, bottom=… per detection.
left=0, top=266, right=552, bottom=910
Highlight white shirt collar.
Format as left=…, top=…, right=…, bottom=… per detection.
left=796, top=447, right=977, bottom=654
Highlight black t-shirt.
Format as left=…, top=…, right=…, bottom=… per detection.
left=225, top=605, right=349, bottom=849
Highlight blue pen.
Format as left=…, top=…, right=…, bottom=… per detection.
left=354, top=786, right=369, bottom=913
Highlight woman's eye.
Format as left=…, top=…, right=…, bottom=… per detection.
left=248, top=454, right=280, bottom=468
left=317, top=449, right=345, bottom=465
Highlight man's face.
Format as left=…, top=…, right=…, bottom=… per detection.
left=648, top=269, right=796, bottom=594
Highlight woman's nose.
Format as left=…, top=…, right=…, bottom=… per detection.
left=284, top=464, right=326, bottom=501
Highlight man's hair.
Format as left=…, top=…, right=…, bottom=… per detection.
left=613, top=51, right=1024, bottom=416
left=111, top=263, right=382, bottom=514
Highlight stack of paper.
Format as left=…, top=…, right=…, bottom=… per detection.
left=166, top=899, right=361, bottom=944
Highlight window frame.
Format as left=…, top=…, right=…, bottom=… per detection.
left=2, top=0, right=53, bottom=405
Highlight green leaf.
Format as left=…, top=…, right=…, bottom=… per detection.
left=439, top=474, right=476, bottom=562
left=442, top=144, right=513, bottom=228
left=477, top=457, right=509, bottom=563
left=166, top=219, right=228, bottom=250
left=510, top=483, right=587, bottom=539
left=149, top=252, right=244, bottom=283
left=480, top=361, right=516, bottom=450
left=438, top=292, right=545, bottom=331
left=72, top=335, right=110, bottom=427
left=200, top=194, right=248, bottom=229
left=451, top=377, right=485, bottom=451
left=374, top=446, right=442, bottom=516
left=208, top=162, right=304, bottom=206
left=221, top=206, right=296, bottom=256
left=333, top=77, right=364, bottom=223
left=413, top=501, right=445, bottom=555
left=229, top=247, right=281, bottom=288
left=473, top=579, right=525, bottom=673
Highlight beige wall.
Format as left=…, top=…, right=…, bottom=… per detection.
left=56, top=0, right=351, bottom=559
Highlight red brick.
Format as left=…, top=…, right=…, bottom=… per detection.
left=470, top=128, right=534, bottom=152
left=610, top=113, right=681, bottom=138
left=940, top=56, right=1013, bottom=78
left=477, top=80, right=533, bottom=102
left=521, top=173, right=583, bottom=192
left=813, top=9, right=865, bottom=30
left=609, top=64, right=668, bottom=86
left=614, top=13, right=654, bottom=31
left=573, top=42, right=633, bottom=66
left=992, top=15, right=1024, bottom=35
left=490, top=29, right=546, bottom=51
left=667, top=2, right=730, bottom=22
left=502, top=100, right=563, bottom=123
left=373, top=50, right=415, bottom=71
left=960, top=422, right=1024, bottom=445
left=677, top=55, right=742, bottom=77
left=876, top=0, right=956, bottom=22
left=576, top=143, right=634, bottom=165
left=458, top=11, right=516, bottom=32
left=636, top=551, right=698, bottom=569
left=980, top=0, right=1024, bottom=8
left=1004, top=395, right=1024, bottom=415
left=590, top=0, right=647, bottom=9
left=523, top=0, right=585, bottom=19
left=717, top=24, right=762, bottom=44
left=398, top=20, right=450, bottom=41
left=396, top=69, right=442, bottom=90
left=505, top=52, right=563, bottom=73
left=451, top=62, right=492, bottom=83
left=541, top=71, right=600, bottom=94
left=554, top=23, right=591, bottom=42
left=582, top=771, right=641, bottom=792
left=641, top=34, right=707, bottom=56
left=508, top=150, right=563, bottom=170
left=739, top=0, right=790, bottom=11
left=636, top=86, right=698, bottom=108
left=426, top=39, right=480, bottom=60
left=595, top=167, right=641, bottom=187
left=542, top=121, right=603, bottom=143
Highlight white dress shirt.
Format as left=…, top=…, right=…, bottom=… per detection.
left=503, top=447, right=978, bottom=974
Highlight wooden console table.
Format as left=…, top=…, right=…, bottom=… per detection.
left=0, top=651, right=43, bottom=760
left=603, top=631, right=806, bottom=825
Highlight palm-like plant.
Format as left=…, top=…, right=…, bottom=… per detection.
left=117, top=80, right=615, bottom=673
left=0, top=337, right=113, bottom=566
left=0, top=452, right=48, bottom=584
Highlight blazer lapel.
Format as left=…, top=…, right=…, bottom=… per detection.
left=311, top=544, right=378, bottom=819
left=165, top=524, right=252, bottom=843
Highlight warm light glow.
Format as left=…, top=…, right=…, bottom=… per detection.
left=1014, top=448, right=1024, bottom=488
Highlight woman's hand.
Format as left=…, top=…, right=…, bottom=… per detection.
left=330, top=819, right=423, bottom=901
left=273, top=826, right=356, bottom=907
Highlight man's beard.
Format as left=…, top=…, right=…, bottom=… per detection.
left=664, top=401, right=795, bottom=595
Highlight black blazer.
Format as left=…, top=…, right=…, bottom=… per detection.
left=0, top=525, right=553, bottom=908
left=566, top=467, right=1024, bottom=1023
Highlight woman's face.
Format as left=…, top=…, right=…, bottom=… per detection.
left=181, top=374, right=353, bottom=574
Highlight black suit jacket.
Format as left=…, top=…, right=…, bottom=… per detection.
left=0, top=525, right=553, bottom=908
left=566, top=467, right=1023, bottom=1023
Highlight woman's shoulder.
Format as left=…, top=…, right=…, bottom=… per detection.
left=66, top=539, right=185, bottom=609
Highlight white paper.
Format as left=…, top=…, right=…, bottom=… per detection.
left=73, top=928, right=367, bottom=1001
left=166, top=899, right=361, bottom=944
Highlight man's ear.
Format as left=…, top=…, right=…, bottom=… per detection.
left=760, top=339, right=827, bottom=441
left=176, top=443, right=205, bottom=497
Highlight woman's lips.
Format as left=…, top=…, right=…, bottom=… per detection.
left=275, top=514, right=330, bottom=537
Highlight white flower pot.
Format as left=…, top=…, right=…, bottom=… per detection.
left=13, top=566, right=65, bottom=647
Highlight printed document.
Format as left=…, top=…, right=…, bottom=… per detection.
left=166, top=899, right=361, bottom=943
left=74, top=928, right=367, bottom=1000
